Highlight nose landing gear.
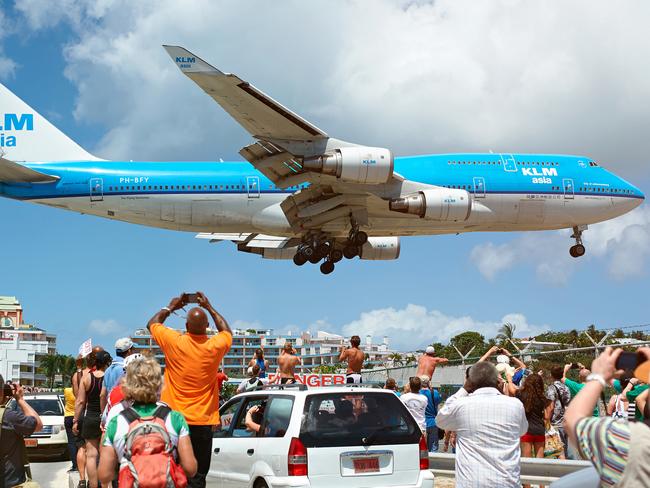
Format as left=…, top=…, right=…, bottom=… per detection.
left=569, top=225, right=587, bottom=258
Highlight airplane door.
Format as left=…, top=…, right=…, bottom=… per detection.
left=500, top=153, right=518, bottom=172
left=473, top=177, right=486, bottom=198
left=563, top=178, right=575, bottom=199
left=247, top=176, right=260, bottom=199
left=89, top=178, right=103, bottom=202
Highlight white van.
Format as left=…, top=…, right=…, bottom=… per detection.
left=209, top=385, right=434, bottom=488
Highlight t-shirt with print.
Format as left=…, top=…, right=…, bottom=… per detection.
left=546, top=381, right=571, bottom=426
left=400, top=392, right=428, bottom=430
left=103, top=402, right=190, bottom=464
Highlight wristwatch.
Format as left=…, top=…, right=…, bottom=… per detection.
left=586, top=373, right=607, bottom=388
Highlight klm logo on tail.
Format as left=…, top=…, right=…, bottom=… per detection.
left=0, top=113, right=34, bottom=147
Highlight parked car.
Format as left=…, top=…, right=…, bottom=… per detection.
left=6, top=393, right=68, bottom=460
left=210, top=385, right=434, bottom=487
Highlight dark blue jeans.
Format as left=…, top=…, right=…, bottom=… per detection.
left=64, top=416, right=78, bottom=469
left=426, top=426, right=439, bottom=453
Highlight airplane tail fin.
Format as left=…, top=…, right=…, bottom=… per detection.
left=0, top=83, right=100, bottom=162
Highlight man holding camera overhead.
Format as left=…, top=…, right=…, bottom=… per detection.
left=0, top=375, right=43, bottom=488
left=147, top=292, right=232, bottom=488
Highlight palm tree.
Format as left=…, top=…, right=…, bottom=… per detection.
left=496, top=322, right=517, bottom=345
left=39, top=354, right=62, bottom=389
left=388, top=352, right=403, bottom=367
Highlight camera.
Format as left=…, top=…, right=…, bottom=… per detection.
left=3, top=382, right=15, bottom=398
left=183, top=293, right=199, bottom=303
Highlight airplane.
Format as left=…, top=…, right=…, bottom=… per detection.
left=0, top=46, right=644, bottom=274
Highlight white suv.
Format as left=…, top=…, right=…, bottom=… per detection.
left=209, top=385, right=434, bottom=488
left=6, top=393, right=68, bottom=460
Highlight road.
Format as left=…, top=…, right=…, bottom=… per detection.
left=31, top=460, right=456, bottom=487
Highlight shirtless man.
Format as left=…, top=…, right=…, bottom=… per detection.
left=339, top=335, right=365, bottom=384
left=415, top=346, right=449, bottom=378
left=278, top=343, right=301, bottom=384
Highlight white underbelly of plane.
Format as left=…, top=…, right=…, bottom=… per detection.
left=30, top=192, right=635, bottom=237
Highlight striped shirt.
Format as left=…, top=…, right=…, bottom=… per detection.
left=576, top=416, right=631, bottom=487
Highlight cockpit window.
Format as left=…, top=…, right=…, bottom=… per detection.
left=589, top=161, right=599, bottom=167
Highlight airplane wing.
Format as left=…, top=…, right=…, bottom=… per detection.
left=163, top=45, right=327, bottom=142
left=166, top=46, right=408, bottom=247
left=0, top=158, right=59, bottom=183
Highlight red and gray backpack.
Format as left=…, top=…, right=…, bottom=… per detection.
left=118, top=404, right=188, bottom=488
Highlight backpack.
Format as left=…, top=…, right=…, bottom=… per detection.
left=117, top=404, right=188, bottom=488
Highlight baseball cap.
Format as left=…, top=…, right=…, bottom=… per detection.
left=425, top=346, right=435, bottom=354
left=124, top=353, right=144, bottom=369
left=115, top=337, right=134, bottom=353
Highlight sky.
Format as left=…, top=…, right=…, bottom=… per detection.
left=0, top=0, right=648, bottom=355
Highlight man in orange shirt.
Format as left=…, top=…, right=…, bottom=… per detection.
left=147, top=291, right=232, bottom=488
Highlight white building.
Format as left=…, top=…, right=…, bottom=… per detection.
left=0, top=296, right=56, bottom=386
left=133, top=327, right=392, bottom=377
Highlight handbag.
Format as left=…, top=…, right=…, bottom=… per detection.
left=544, top=421, right=564, bottom=459
left=0, top=406, right=42, bottom=488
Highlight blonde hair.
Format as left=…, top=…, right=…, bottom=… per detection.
left=122, top=357, right=162, bottom=404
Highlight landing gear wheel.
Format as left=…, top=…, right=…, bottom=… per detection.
left=320, top=261, right=335, bottom=275
left=293, top=253, right=308, bottom=266
left=330, top=249, right=344, bottom=263
left=317, top=243, right=331, bottom=256
left=302, top=246, right=314, bottom=258
left=309, top=253, right=322, bottom=264
left=569, top=244, right=586, bottom=258
left=569, top=225, right=587, bottom=258
left=343, top=245, right=359, bottom=259
left=354, top=231, right=368, bottom=245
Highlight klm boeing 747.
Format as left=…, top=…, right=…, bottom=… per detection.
left=0, top=46, right=644, bottom=274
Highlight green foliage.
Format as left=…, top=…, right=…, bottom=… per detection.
left=221, top=382, right=239, bottom=402
left=38, top=354, right=76, bottom=388
left=450, top=331, right=487, bottom=357
left=496, top=322, right=517, bottom=345
left=313, top=363, right=343, bottom=374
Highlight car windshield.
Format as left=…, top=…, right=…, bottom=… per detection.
left=26, top=398, right=63, bottom=416
left=300, top=392, right=420, bottom=448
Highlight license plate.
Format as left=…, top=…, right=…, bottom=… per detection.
left=353, top=457, right=379, bottom=474
left=25, top=439, right=38, bottom=447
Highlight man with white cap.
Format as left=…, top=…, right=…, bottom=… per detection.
left=102, top=337, right=136, bottom=396
left=416, top=346, right=449, bottom=379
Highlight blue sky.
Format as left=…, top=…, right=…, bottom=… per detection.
left=1, top=1, right=648, bottom=355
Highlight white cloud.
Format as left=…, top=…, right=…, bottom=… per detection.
left=87, top=318, right=126, bottom=337
left=470, top=205, right=650, bottom=283
left=0, top=7, right=16, bottom=80
left=7, top=0, right=650, bottom=178
left=340, top=304, right=548, bottom=351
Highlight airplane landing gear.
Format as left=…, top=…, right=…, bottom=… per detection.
left=320, top=260, right=335, bottom=275
left=569, top=226, right=587, bottom=258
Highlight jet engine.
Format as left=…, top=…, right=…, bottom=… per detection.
left=302, top=147, right=393, bottom=185
left=359, top=237, right=401, bottom=260
left=389, top=188, right=471, bottom=221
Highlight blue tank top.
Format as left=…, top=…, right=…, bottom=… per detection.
left=256, top=358, right=266, bottom=378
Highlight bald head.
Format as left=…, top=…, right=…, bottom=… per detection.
left=186, top=307, right=209, bottom=335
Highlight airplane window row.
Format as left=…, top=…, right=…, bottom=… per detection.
left=446, top=160, right=560, bottom=166
left=104, top=184, right=308, bottom=192
left=580, top=187, right=633, bottom=194
left=447, top=160, right=501, bottom=165
left=106, top=184, right=245, bottom=191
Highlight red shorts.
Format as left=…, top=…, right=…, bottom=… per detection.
left=520, top=433, right=545, bottom=443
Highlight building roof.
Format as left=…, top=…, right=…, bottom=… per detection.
left=0, top=296, right=21, bottom=311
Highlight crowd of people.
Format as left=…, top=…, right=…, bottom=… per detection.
left=383, top=344, right=650, bottom=487
left=3, top=300, right=650, bottom=488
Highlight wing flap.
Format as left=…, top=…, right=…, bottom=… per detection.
left=0, top=158, right=59, bottom=183
left=164, top=45, right=327, bottom=141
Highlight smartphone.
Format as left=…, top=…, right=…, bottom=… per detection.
left=3, top=382, right=14, bottom=398
left=184, top=293, right=199, bottom=303
left=616, top=351, right=644, bottom=371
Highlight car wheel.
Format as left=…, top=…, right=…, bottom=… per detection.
left=254, top=480, right=269, bottom=488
